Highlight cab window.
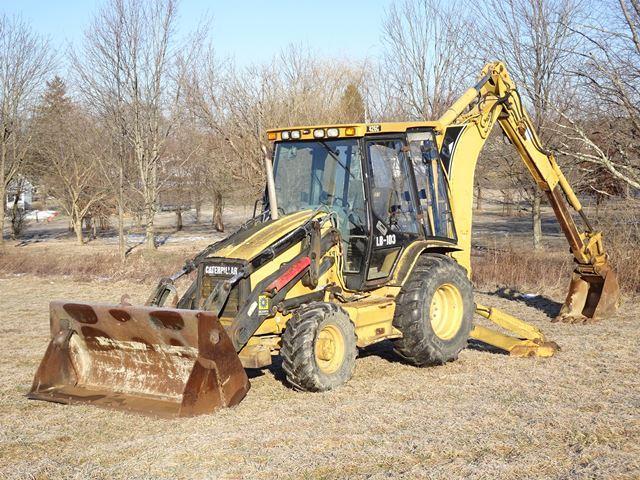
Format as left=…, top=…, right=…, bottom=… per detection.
left=366, top=139, right=419, bottom=234
left=408, top=132, right=456, bottom=240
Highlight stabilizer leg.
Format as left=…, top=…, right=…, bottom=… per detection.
left=471, top=304, right=559, bottom=357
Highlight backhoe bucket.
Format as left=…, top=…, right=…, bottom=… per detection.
left=28, top=301, right=250, bottom=417
left=555, top=266, right=620, bottom=323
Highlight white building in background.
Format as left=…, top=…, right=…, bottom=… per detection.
left=5, top=178, right=34, bottom=210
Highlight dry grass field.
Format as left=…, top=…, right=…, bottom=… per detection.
left=1, top=274, right=638, bottom=480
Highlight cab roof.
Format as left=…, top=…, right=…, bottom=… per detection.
left=266, top=121, right=442, bottom=142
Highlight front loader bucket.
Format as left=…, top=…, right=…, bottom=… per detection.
left=28, top=301, right=250, bottom=417
left=555, top=266, right=620, bottom=324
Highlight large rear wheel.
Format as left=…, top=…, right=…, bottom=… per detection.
left=392, top=254, right=473, bottom=366
left=280, top=302, right=357, bottom=392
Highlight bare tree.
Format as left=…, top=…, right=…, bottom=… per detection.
left=32, top=77, right=107, bottom=244
left=473, top=0, right=585, bottom=248
left=183, top=44, right=367, bottom=228
left=8, top=176, right=28, bottom=238
left=182, top=49, right=247, bottom=228
left=0, top=14, right=53, bottom=246
left=555, top=0, right=640, bottom=192
left=379, top=0, right=476, bottom=120
left=74, top=0, right=200, bottom=251
left=71, top=2, right=131, bottom=259
left=172, top=122, right=209, bottom=224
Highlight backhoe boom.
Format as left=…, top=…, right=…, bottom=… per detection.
left=438, top=62, right=619, bottom=322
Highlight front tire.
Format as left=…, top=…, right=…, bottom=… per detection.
left=392, top=254, right=474, bottom=366
left=281, top=302, right=357, bottom=392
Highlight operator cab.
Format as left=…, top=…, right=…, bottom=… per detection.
left=268, top=125, right=456, bottom=291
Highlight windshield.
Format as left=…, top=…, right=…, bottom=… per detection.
left=273, top=139, right=365, bottom=216
left=272, top=139, right=367, bottom=271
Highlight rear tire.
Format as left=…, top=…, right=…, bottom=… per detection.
left=281, top=302, right=357, bottom=392
left=392, top=254, right=473, bottom=366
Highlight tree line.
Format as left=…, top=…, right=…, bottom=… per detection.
left=1, top=0, right=638, bottom=257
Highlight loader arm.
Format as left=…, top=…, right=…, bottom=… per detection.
left=436, top=62, right=619, bottom=322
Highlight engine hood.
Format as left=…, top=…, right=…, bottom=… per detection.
left=212, top=210, right=317, bottom=262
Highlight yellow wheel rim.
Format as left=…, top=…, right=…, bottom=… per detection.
left=429, top=283, right=464, bottom=340
left=315, top=324, right=345, bottom=374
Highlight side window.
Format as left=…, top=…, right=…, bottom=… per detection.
left=409, top=134, right=456, bottom=240
left=440, top=126, right=464, bottom=175
left=367, top=140, right=419, bottom=234
left=430, top=158, right=455, bottom=238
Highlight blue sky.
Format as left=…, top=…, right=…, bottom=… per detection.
left=1, top=0, right=389, bottom=65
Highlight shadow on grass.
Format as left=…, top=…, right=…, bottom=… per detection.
left=485, top=287, right=563, bottom=319
left=246, top=356, right=288, bottom=385
left=467, top=339, right=509, bottom=355
left=362, top=337, right=510, bottom=358
left=358, top=340, right=412, bottom=365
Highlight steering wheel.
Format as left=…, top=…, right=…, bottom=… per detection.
left=337, top=201, right=365, bottom=231
left=317, top=193, right=363, bottom=231
left=332, top=196, right=348, bottom=208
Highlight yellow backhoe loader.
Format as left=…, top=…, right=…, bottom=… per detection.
left=28, top=62, right=619, bottom=417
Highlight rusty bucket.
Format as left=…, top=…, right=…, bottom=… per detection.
left=28, top=301, right=250, bottom=417
left=555, top=265, right=620, bottom=323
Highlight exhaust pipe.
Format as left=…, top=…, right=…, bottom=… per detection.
left=261, top=145, right=279, bottom=220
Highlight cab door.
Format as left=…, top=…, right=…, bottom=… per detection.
left=407, top=131, right=457, bottom=241
left=364, top=137, right=422, bottom=284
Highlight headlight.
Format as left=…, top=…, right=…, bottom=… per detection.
left=290, top=130, right=301, bottom=139
left=313, top=129, right=325, bottom=138
left=281, top=131, right=290, bottom=140
left=327, top=128, right=339, bottom=137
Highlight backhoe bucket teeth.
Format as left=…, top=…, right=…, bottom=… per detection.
left=28, top=301, right=250, bottom=417
left=555, top=266, right=620, bottom=324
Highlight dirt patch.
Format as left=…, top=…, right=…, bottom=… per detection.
left=1, top=275, right=638, bottom=479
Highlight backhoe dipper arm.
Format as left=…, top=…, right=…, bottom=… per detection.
left=436, top=62, right=619, bottom=322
